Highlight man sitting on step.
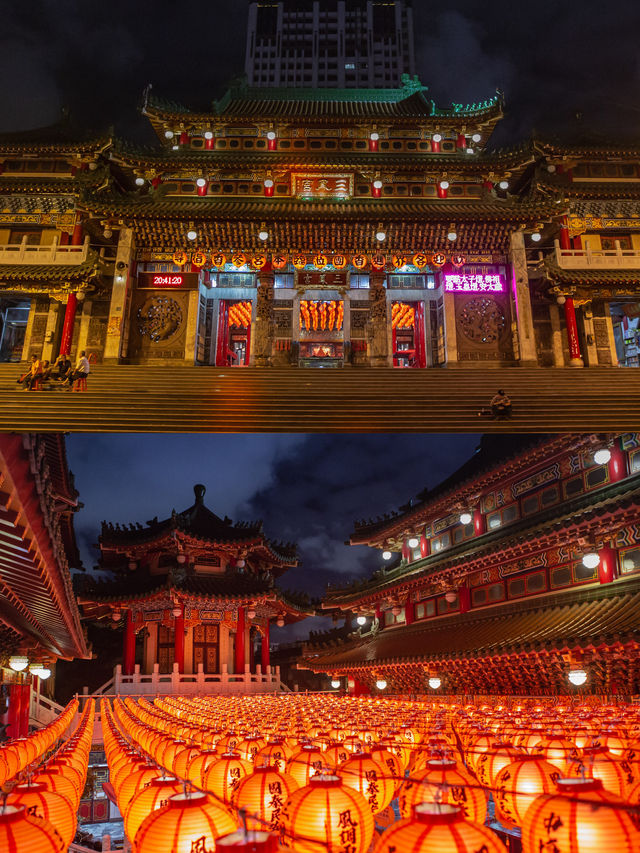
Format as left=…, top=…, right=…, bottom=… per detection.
left=64, top=350, right=90, bottom=389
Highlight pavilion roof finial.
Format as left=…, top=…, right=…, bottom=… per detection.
left=194, top=484, right=206, bottom=504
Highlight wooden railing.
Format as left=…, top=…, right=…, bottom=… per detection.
left=0, top=234, right=89, bottom=265
left=554, top=239, right=640, bottom=269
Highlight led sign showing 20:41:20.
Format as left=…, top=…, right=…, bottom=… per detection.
left=152, top=274, right=184, bottom=287
left=444, top=273, right=505, bottom=293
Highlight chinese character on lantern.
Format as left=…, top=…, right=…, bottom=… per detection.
left=352, top=254, right=368, bottom=270
left=314, top=253, right=329, bottom=268
left=272, top=254, right=288, bottom=269
left=292, top=254, right=307, bottom=270
left=211, top=252, right=226, bottom=268
left=431, top=252, right=447, bottom=267
left=413, top=253, right=428, bottom=269
left=191, top=251, right=207, bottom=268
left=332, top=254, right=347, bottom=269
left=173, top=250, right=187, bottom=266
left=232, top=253, right=247, bottom=268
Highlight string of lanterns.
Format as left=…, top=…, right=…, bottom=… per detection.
left=90, top=693, right=640, bottom=852
left=171, top=249, right=469, bottom=271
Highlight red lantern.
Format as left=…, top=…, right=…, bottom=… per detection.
left=232, top=253, right=247, bottom=269
left=493, top=756, right=560, bottom=829
left=352, top=254, right=368, bottom=271
left=372, top=179, right=383, bottom=198
left=373, top=803, right=505, bottom=853
left=292, top=254, right=307, bottom=270
left=332, top=254, right=348, bottom=270
left=232, top=765, right=299, bottom=831
left=431, top=252, right=446, bottom=268
left=0, top=805, right=65, bottom=853
left=264, top=178, right=275, bottom=197
left=134, top=791, right=238, bottom=852
left=7, top=782, right=76, bottom=848
left=371, top=253, right=386, bottom=271
left=271, top=253, right=288, bottom=269
left=412, top=254, right=428, bottom=269
left=196, top=178, right=209, bottom=197
left=399, top=759, right=487, bottom=824
left=173, top=251, right=187, bottom=266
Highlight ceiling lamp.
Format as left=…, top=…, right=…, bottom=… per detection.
left=204, top=131, right=213, bottom=140
left=236, top=558, right=246, bottom=568
left=408, top=537, right=419, bottom=549
left=428, top=676, right=442, bottom=689
left=164, top=130, right=174, bottom=139
left=276, top=615, right=285, bottom=628
left=568, top=668, right=588, bottom=686
left=196, top=177, right=207, bottom=188
left=186, top=229, right=198, bottom=241
left=376, top=231, right=386, bottom=242
left=247, top=608, right=257, bottom=620
left=370, top=132, right=379, bottom=141
left=375, top=679, right=387, bottom=690
left=582, top=551, right=600, bottom=569
left=9, top=656, right=29, bottom=672
left=459, top=511, right=472, bottom=525
left=531, top=232, right=542, bottom=242
left=373, top=179, right=383, bottom=190
left=466, top=148, right=474, bottom=155
left=356, top=615, right=367, bottom=626
left=432, top=133, right=443, bottom=143
left=439, top=180, right=450, bottom=190
left=172, top=607, right=182, bottom=618
left=472, top=133, right=482, bottom=143
left=391, top=605, right=402, bottom=616
left=594, top=447, right=612, bottom=465
left=172, top=144, right=179, bottom=151
left=499, top=180, right=509, bottom=190
left=267, top=131, right=276, bottom=140
left=331, top=679, right=341, bottom=689
left=382, top=550, right=392, bottom=561
left=447, top=230, right=458, bottom=242
left=135, top=177, right=145, bottom=186
left=258, top=230, right=269, bottom=241
left=445, top=591, right=457, bottom=604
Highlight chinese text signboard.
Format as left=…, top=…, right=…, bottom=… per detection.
left=292, top=174, right=354, bottom=200
left=296, top=271, right=349, bottom=290
left=444, top=273, right=505, bottom=293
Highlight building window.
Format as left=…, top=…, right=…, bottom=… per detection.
left=621, top=547, right=640, bottom=574
left=350, top=274, right=370, bottom=289
left=274, top=273, right=294, bottom=289
left=193, top=624, right=219, bottom=673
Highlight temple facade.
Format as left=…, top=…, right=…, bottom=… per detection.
left=75, top=484, right=311, bottom=695
left=301, top=433, right=640, bottom=695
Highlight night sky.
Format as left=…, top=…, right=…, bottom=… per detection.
left=66, top=433, right=480, bottom=639
left=2, top=1, right=640, bottom=144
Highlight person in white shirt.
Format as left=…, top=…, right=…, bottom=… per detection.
left=66, top=350, right=90, bottom=389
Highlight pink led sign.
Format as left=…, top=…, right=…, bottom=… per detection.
left=444, top=273, right=505, bottom=293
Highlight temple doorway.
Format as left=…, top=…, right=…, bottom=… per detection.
left=609, top=302, right=640, bottom=366
left=299, top=298, right=345, bottom=367
left=392, top=300, right=427, bottom=367
left=0, top=297, right=30, bottom=362
left=193, top=624, right=219, bottom=673
left=215, top=300, right=252, bottom=366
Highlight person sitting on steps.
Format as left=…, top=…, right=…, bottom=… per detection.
left=16, top=355, right=43, bottom=390
left=490, top=389, right=512, bottom=420
left=52, top=353, right=72, bottom=383
left=64, top=350, right=91, bottom=389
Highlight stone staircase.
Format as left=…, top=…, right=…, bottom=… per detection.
left=1, top=364, right=638, bottom=432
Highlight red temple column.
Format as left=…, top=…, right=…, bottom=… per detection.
left=419, top=533, right=430, bottom=558
left=563, top=297, right=584, bottom=366
left=71, top=219, right=83, bottom=246
left=404, top=601, right=414, bottom=625
left=459, top=584, right=471, bottom=614
left=174, top=611, right=185, bottom=674
left=261, top=620, right=270, bottom=672
left=6, top=683, right=22, bottom=739
left=609, top=442, right=628, bottom=483
left=19, top=683, right=30, bottom=737
left=598, top=547, right=619, bottom=585
left=473, top=508, right=486, bottom=536
left=59, top=231, right=69, bottom=246
left=123, top=610, right=135, bottom=676
left=559, top=216, right=572, bottom=251
left=59, top=293, right=78, bottom=356
left=235, top=606, right=246, bottom=674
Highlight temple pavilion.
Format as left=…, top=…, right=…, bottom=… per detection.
left=301, top=433, right=640, bottom=696
left=75, top=484, right=312, bottom=695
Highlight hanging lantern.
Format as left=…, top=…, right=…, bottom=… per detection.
left=431, top=252, right=447, bottom=267
left=196, top=177, right=209, bottom=197
left=204, top=753, right=252, bottom=804
left=569, top=746, right=635, bottom=798
left=217, top=830, right=279, bottom=853
left=292, top=254, right=307, bottom=270
left=32, top=770, right=80, bottom=811
left=233, top=766, right=299, bottom=831
left=251, top=254, right=267, bottom=270
left=474, top=742, right=522, bottom=788
left=451, top=254, right=466, bottom=268
left=276, top=615, right=285, bottom=628
left=267, top=131, right=277, bottom=151
left=399, top=759, right=486, bottom=824
left=173, top=251, right=187, bottom=267
left=493, top=756, right=561, bottom=829
left=431, top=133, right=442, bottom=153
left=280, top=774, right=374, bottom=853
left=369, top=132, right=380, bottom=152
left=392, top=254, right=407, bottom=269
left=185, top=749, right=220, bottom=788
left=412, top=253, right=429, bottom=269
left=373, top=803, right=505, bottom=853
left=352, top=254, right=368, bottom=270
left=7, top=782, right=77, bottom=849
left=116, top=764, right=161, bottom=813
left=522, top=778, right=640, bottom=853
left=341, top=752, right=396, bottom=815
left=264, top=178, right=275, bottom=197
left=372, top=179, right=383, bottom=198
left=332, top=253, right=347, bottom=269
left=232, top=253, right=247, bottom=268
left=255, top=739, right=293, bottom=773
left=134, top=791, right=238, bottom=852
left=0, top=805, right=65, bottom=853
left=313, top=253, right=329, bottom=269
left=370, top=252, right=386, bottom=271
left=192, top=250, right=207, bottom=268
left=438, top=180, right=450, bottom=199
left=124, top=776, right=183, bottom=845
left=287, top=744, right=326, bottom=788
left=272, top=254, right=288, bottom=270
left=212, top=252, right=227, bottom=268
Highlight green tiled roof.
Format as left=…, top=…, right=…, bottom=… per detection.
left=0, top=251, right=103, bottom=282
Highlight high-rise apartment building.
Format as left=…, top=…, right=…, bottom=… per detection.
left=245, top=0, right=416, bottom=89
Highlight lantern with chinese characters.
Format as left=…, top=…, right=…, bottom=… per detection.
left=0, top=805, right=65, bottom=853
left=352, top=254, right=368, bottom=271
left=232, top=253, right=247, bottom=269
left=451, top=254, right=466, bottom=268
left=292, top=254, right=307, bottom=270
left=173, top=251, right=187, bottom=266
left=412, top=253, right=429, bottom=269
left=288, top=745, right=326, bottom=787
left=272, top=254, right=288, bottom=270
left=371, top=253, right=386, bottom=271
left=332, top=254, right=347, bottom=270
left=373, top=803, right=506, bottom=853
left=255, top=739, right=293, bottom=772
left=212, top=252, right=227, bottom=268
left=341, top=752, right=396, bottom=815
left=474, top=742, right=522, bottom=789
left=192, top=250, right=207, bottom=268
left=522, top=778, right=640, bottom=853
left=569, top=746, right=635, bottom=798
left=313, top=253, right=329, bottom=269
left=186, top=748, right=220, bottom=787
left=232, top=765, right=299, bottom=831
left=369, top=746, right=403, bottom=794
left=532, top=738, right=578, bottom=775
left=279, top=774, right=374, bottom=853
left=7, top=782, right=77, bottom=849
left=399, top=759, right=487, bottom=824
left=324, top=742, right=351, bottom=772
left=134, top=791, right=238, bottom=853
left=392, top=255, right=407, bottom=269
left=493, top=756, right=560, bottom=829
left=431, top=252, right=447, bottom=268
left=204, top=753, right=252, bottom=804
left=124, top=775, right=183, bottom=844
left=251, top=254, right=267, bottom=270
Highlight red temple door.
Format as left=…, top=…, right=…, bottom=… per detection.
left=193, top=624, right=219, bottom=673
left=158, top=625, right=175, bottom=673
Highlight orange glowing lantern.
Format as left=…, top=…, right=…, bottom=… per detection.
left=203, top=753, right=252, bottom=804
left=313, top=253, right=329, bottom=268
left=272, top=254, right=288, bottom=270
left=522, top=778, right=640, bottom=853
left=233, top=765, right=299, bottom=831
left=255, top=739, right=292, bottom=772
left=569, top=746, right=636, bottom=798
left=48, top=757, right=84, bottom=790
left=369, top=746, right=403, bottom=794
left=172, top=745, right=201, bottom=778
left=475, top=742, right=522, bottom=789
left=373, top=803, right=506, bottom=853
left=32, top=770, right=81, bottom=810
left=280, top=774, right=374, bottom=853
left=124, top=775, right=183, bottom=844
left=341, top=752, right=396, bottom=815
left=332, top=254, right=347, bottom=270
left=533, top=737, right=579, bottom=775
left=212, top=252, right=227, bottom=268
left=399, top=759, right=486, bottom=824
left=134, top=791, right=238, bottom=852
left=232, top=253, right=247, bottom=269
left=324, top=743, right=351, bottom=772
left=352, top=254, right=368, bottom=270
left=292, top=254, right=307, bottom=270
left=0, top=805, right=65, bottom=853
left=7, top=782, right=77, bottom=848
left=493, top=756, right=561, bottom=829
left=186, top=749, right=220, bottom=787
left=117, top=764, right=162, bottom=812
left=287, top=745, right=326, bottom=787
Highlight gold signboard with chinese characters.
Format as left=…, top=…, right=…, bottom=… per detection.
left=292, top=173, right=354, bottom=200
left=568, top=215, right=640, bottom=237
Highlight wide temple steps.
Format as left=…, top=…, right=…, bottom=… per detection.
left=0, top=364, right=638, bottom=432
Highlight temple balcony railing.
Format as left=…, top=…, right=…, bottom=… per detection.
left=29, top=686, right=67, bottom=729
left=554, top=239, right=640, bottom=269
left=0, top=234, right=90, bottom=265
left=99, top=661, right=285, bottom=697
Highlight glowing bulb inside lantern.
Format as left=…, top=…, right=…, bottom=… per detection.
left=264, top=179, right=274, bottom=188
left=460, top=512, right=472, bottom=525
left=376, top=679, right=387, bottom=690
left=582, top=552, right=600, bottom=569
left=196, top=178, right=207, bottom=187
left=428, top=677, right=442, bottom=689
left=382, top=550, right=392, bottom=560
left=594, top=448, right=611, bottom=465
left=568, top=669, right=588, bottom=686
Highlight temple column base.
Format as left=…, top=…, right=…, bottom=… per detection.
left=569, top=357, right=584, bottom=368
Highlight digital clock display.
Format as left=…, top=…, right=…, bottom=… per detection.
left=152, top=274, right=184, bottom=287
left=137, top=272, right=199, bottom=290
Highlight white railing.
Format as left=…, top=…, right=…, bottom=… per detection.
left=554, top=239, right=640, bottom=269
left=93, top=662, right=284, bottom=698
left=29, top=688, right=66, bottom=729
left=0, top=234, right=89, bottom=265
